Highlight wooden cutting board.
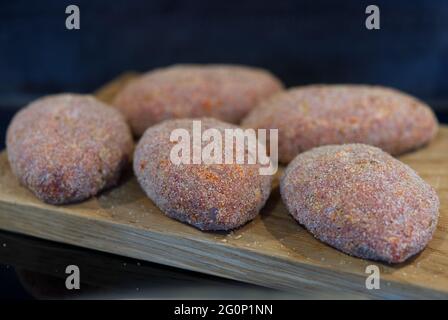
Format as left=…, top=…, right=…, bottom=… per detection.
left=0, top=75, right=446, bottom=299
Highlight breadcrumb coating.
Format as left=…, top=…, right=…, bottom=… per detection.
left=242, top=85, right=438, bottom=163
left=133, top=118, right=272, bottom=231
left=113, top=64, right=284, bottom=136
left=6, top=94, right=134, bottom=204
left=280, top=144, right=439, bottom=263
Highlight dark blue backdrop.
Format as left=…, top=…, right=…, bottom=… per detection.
left=0, top=0, right=447, bottom=113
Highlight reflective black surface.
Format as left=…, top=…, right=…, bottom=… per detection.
left=0, top=229, right=297, bottom=300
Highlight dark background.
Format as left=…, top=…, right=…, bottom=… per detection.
left=2, top=0, right=448, bottom=145
left=0, top=0, right=447, bottom=299
left=1, top=0, right=448, bottom=111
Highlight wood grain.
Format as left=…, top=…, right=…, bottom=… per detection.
left=0, top=75, right=446, bottom=299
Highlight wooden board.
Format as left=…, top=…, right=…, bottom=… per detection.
left=0, top=75, right=447, bottom=299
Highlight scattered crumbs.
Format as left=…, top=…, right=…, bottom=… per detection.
left=221, top=239, right=227, bottom=243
